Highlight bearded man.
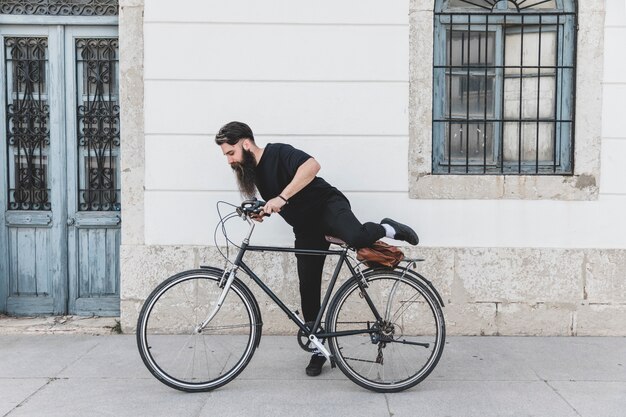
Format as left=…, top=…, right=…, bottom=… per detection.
left=215, top=121, right=418, bottom=376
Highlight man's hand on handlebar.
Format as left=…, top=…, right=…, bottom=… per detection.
left=249, top=212, right=266, bottom=223
left=262, top=196, right=287, bottom=216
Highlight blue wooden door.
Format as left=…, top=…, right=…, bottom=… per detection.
left=0, top=25, right=120, bottom=316
left=0, top=25, right=65, bottom=314
left=65, top=27, right=120, bottom=316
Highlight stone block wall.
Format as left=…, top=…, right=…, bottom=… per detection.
left=121, top=245, right=626, bottom=336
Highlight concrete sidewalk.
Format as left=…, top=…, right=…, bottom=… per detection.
left=1, top=330, right=625, bottom=417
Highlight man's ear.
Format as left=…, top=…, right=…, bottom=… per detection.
left=242, top=138, right=251, bottom=151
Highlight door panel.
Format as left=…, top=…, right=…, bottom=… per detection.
left=74, top=228, right=119, bottom=309
left=66, top=26, right=120, bottom=316
left=6, top=226, right=54, bottom=314
left=1, top=26, right=66, bottom=315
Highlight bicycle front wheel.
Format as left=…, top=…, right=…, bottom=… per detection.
left=327, top=269, right=445, bottom=392
left=136, top=269, right=259, bottom=392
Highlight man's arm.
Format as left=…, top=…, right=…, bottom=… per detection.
left=280, top=158, right=320, bottom=200
left=262, top=157, right=320, bottom=215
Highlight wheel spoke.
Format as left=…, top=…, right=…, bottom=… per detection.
left=390, top=338, right=430, bottom=348
left=202, top=323, right=251, bottom=332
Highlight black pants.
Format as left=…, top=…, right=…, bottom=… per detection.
left=294, top=194, right=385, bottom=322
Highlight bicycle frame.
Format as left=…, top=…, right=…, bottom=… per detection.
left=203, top=216, right=384, bottom=357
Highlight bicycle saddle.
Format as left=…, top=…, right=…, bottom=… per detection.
left=325, top=235, right=347, bottom=246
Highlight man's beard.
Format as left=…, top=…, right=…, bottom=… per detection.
left=231, top=148, right=258, bottom=199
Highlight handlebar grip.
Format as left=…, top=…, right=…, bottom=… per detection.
left=240, top=199, right=269, bottom=216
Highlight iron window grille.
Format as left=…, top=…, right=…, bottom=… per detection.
left=0, top=0, right=118, bottom=16
left=432, top=0, right=577, bottom=174
left=76, top=38, right=120, bottom=211
left=4, top=37, right=51, bottom=211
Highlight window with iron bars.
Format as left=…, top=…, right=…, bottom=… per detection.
left=432, top=0, right=577, bottom=174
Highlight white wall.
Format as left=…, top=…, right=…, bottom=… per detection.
left=143, top=0, right=626, bottom=249
left=602, top=0, right=626, bottom=197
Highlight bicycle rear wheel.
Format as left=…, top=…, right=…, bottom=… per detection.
left=136, top=269, right=259, bottom=392
left=327, top=269, right=445, bottom=392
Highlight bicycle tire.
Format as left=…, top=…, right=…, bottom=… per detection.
left=136, top=269, right=260, bottom=392
left=327, top=269, right=445, bottom=393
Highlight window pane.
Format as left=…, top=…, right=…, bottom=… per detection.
left=447, top=0, right=488, bottom=9
left=518, top=0, right=557, bottom=9
left=444, top=122, right=495, bottom=165
left=505, top=28, right=557, bottom=76
left=11, top=155, right=49, bottom=209
left=447, top=30, right=496, bottom=118
left=449, top=30, right=496, bottom=67
left=448, top=75, right=495, bottom=117
left=503, top=76, right=555, bottom=119
left=503, top=122, right=554, bottom=165
left=80, top=155, right=119, bottom=211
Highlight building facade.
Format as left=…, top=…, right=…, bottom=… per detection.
left=2, top=0, right=625, bottom=335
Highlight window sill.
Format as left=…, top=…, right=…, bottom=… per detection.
left=408, top=174, right=599, bottom=200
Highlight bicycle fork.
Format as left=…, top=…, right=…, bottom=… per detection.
left=195, top=267, right=237, bottom=333
left=197, top=218, right=257, bottom=332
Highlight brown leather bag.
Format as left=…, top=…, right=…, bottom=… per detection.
left=356, top=240, right=404, bottom=269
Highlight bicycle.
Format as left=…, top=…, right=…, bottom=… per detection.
left=136, top=199, right=446, bottom=393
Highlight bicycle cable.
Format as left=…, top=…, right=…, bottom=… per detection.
left=214, top=200, right=258, bottom=266
left=214, top=201, right=241, bottom=266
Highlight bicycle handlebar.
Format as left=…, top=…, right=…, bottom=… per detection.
left=237, top=198, right=269, bottom=217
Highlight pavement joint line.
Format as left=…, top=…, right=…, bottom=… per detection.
left=3, top=377, right=58, bottom=417
left=55, top=339, right=102, bottom=378
left=0, top=377, right=69, bottom=380
left=384, top=393, right=393, bottom=417
left=529, top=367, right=583, bottom=417
left=542, top=379, right=584, bottom=417
left=428, top=378, right=542, bottom=382
left=197, top=391, right=214, bottom=417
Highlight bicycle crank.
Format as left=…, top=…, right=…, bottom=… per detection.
left=297, top=328, right=316, bottom=352
left=297, top=322, right=325, bottom=353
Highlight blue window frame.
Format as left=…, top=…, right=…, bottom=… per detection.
left=433, top=0, right=577, bottom=174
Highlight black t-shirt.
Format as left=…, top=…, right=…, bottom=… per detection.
left=254, top=143, right=338, bottom=228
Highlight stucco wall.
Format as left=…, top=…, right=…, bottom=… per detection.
left=120, top=0, right=626, bottom=334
